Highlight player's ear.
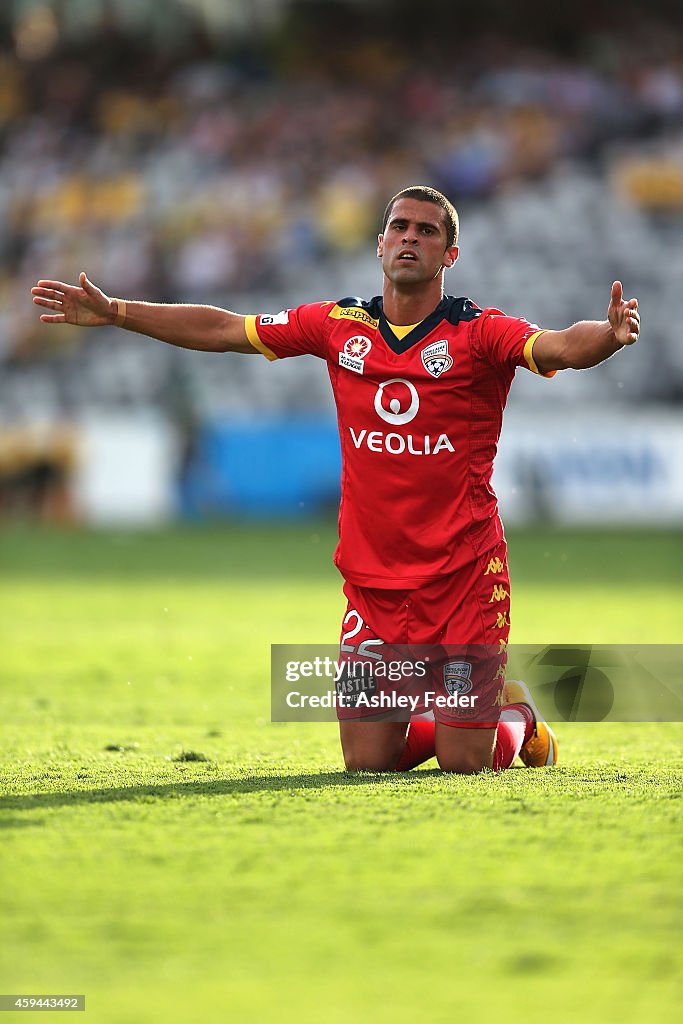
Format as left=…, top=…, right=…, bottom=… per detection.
left=377, top=234, right=384, bottom=258
left=443, top=245, right=459, bottom=269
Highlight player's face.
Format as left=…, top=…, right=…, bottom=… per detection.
left=377, top=199, right=459, bottom=286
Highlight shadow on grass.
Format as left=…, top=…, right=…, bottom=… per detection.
left=0, top=769, right=446, bottom=815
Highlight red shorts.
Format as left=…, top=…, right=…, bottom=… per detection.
left=336, top=541, right=511, bottom=727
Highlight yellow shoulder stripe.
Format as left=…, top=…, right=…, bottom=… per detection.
left=523, top=330, right=556, bottom=377
left=244, top=315, right=278, bottom=361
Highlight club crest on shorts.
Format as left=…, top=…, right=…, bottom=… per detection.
left=421, top=340, right=453, bottom=379
left=443, top=661, right=473, bottom=696
left=339, top=335, right=372, bottom=374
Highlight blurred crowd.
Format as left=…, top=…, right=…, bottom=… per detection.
left=1, top=7, right=683, bottom=405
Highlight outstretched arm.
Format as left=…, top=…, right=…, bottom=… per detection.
left=31, top=273, right=255, bottom=354
left=532, top=281, right=640, bottom=373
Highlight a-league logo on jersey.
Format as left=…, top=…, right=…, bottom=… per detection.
left=339, top=335, right=372, bottom=375
left=421, top=340, right=453, bottom=379
left=443, top=661, right=473, bottom=696
left=344, top=336, right=372, bottom=359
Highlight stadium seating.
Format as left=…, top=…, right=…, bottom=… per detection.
left=3, top=13, right=683, bottom=420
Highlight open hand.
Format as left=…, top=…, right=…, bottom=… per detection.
left=31, top=272, right=115, bottom=327
left=608, top=281, right=640, bottom=346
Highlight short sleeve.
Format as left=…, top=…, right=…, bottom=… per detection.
left=244, top=302, right=333, bottom=361
left=474, top=307, right=556, bottom=377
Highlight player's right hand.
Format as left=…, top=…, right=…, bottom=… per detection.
left=31, top=272, right=116, bottom=327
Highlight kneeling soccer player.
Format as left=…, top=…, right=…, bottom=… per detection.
left=31, top=185, right=641, bottom=773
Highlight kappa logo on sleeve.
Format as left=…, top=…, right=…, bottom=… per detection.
left=421, top=340, right=453, bottom=379
left=260, top=310, right=290, bottom=326
left=329, top=305, right=379, bottom=328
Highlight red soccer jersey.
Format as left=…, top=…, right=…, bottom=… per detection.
left=245, top=295, right=552, bottom=588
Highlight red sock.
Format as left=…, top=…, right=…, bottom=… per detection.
left=493, top=704, right=535, bottom=771
left=395, top=719, right=436, bottom=771
left=395, top=705, right=535, bottom=772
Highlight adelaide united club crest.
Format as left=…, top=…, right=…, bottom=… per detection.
left=421, top=340, right=453, bottom=379
left=443, top=661, right=473, bottom=696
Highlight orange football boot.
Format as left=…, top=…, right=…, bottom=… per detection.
left=503, top=679, right=559, bottom=767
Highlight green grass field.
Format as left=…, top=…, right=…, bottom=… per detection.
left=1, top=525, right=681, bottom=1024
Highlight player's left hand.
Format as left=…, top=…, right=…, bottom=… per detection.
left=608, top=281, right=640, bottom=345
